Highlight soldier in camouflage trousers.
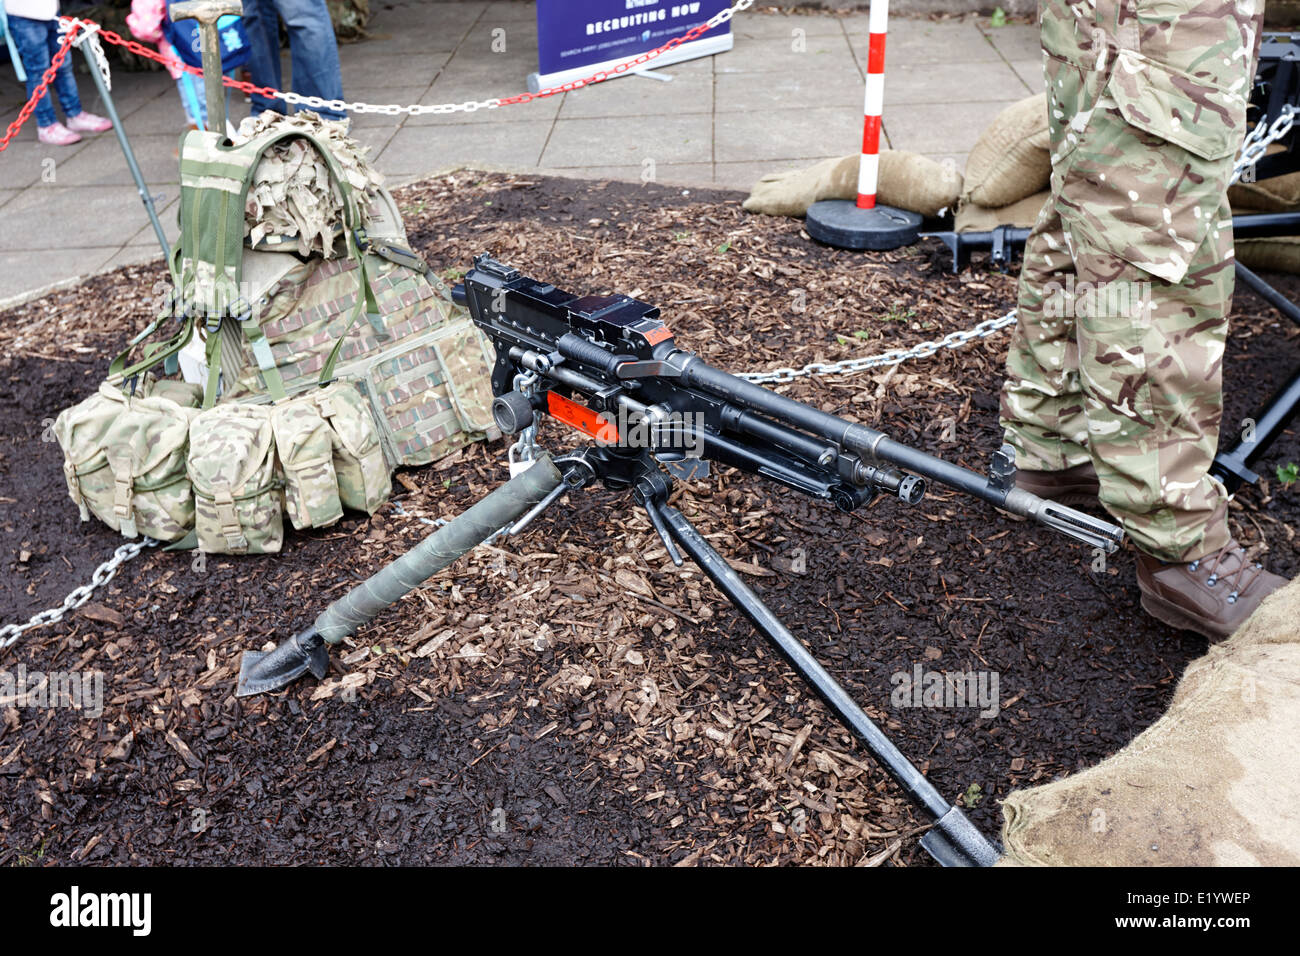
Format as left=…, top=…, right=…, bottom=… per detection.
left=999, top=0, right=1287, bottom=640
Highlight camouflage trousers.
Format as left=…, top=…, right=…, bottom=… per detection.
left=1000, top=0, right=1263, bottom=562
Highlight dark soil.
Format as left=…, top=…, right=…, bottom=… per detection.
left=1, top=171, right=1296, bottom=866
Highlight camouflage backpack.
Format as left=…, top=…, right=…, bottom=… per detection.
left=175, top=123, right=499, bottom=466
left=54, top=118, right=495, bottom=552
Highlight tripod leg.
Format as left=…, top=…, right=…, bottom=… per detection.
left=1211, top=263, right=1300, bottom=492
left=651, top=500, right=1000, bottom=867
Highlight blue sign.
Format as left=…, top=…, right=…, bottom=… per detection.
left=535, top=1, right=732, bottom=79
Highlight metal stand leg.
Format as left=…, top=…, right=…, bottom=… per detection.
left=1211, top=261, right=1300, bottom=492
left=649, top=497, right=1001, bottom=867
left=80, top=44, right=171, bottom=260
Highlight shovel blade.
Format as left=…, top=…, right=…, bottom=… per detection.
left=236, top=627, right=329, bottom=697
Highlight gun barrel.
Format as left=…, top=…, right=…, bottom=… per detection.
left=679, top=354, right=1123, bottom=552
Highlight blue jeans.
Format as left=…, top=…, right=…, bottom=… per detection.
left=239, top=0, right=346, bottom=121
left=8, top=15, right=84, bottom=128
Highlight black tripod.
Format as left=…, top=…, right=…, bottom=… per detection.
left=521, top=444, right=1001, bottom=867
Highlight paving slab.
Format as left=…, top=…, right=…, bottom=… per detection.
left=377, top=118, right=554, bottom=175
left=714, top=70, right=861, bottom=113
left=125, top=195, right=181, bottom=251
left=978, top=23, right=1043, bottom=61
left=714, top=158, right=811, bottom=191
left=558, top=72, right=713, bottom=119
left=96, top=243, right=169, bottom=276
left=715, top=105, right=864, bottom=164
left=542, top=113, right=713, bottom=168
left=1009, top=59, right=1045, bottom=94
left=714, top=33, right=859, bottom=76
left=1, top=136, right=95, bottom=188
left=879, top=19, right=1001, bottom=65
left=885, top=60, right=1030, bottom=105
left=351, top=2, right=486, bottom=55
left=480, top=1, right=537, bottom=23
left=339, top=47, right=454, bottom=89
left=1, top=184, right=164, bottom=252
left=0, top=247, right=118, bottom=302
left=54, top=132, right=184, bottom=187
left=734, top=12, right=863, bottom=40
left=407, top=63, right=565, bottom=125
left=884, top=99, right=1025, bottom=154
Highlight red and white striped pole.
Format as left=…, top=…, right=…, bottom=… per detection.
left=857, top=0, right=889, bottom=209
left=804, top=0, right=918, bottom=249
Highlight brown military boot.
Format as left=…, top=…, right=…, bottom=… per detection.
left=1136, top=540, right=1288, bottom=642
left=1014, top=461, right=1100, bottom=507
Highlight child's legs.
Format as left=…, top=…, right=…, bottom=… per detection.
left=42, top=20, right=84, bottom=117
left=176, top=72, right=204, bottom=127
left=177, top=71, right=236, bottom=130
left=7, top=15, right=59, bottom=127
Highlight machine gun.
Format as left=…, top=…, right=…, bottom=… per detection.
left=237, top=255, right=1124, bottom=867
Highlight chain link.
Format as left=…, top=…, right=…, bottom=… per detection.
left=1232, top=105, right=1296, bottom=186
left=63, top=16, right=111, bottom=91
left=738, top=310, right=1018, bottom=384
left=0, top=538, right=157, bottom=649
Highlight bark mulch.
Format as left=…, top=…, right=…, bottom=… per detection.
left=1, top=171, right=1296, bottom=866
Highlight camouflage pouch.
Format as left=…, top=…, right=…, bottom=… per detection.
left=102, top=396, right=197, bottom=541
left=354, top=315, right=497, bottom=468
left=313, top=381, right=391, bottom=514
left=149, top=378, right=204, bottom=408
left=53, top=379, right=197, bottom=541
left=270, top=393, right=343, bottom=531
left=188, top=404, right=283, bottom=554
left=54, top=381, right=134, bottom=527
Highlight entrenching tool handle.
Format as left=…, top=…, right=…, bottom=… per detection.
left=312, top=455, right=563, bottom=644
left=170, top=0, right=242, bottom=135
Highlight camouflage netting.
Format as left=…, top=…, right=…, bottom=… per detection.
left=998, top=577, right=1300, bottom=866
left=233, top=110, right=385, bottom=256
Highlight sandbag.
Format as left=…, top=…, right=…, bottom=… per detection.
left=742, top=151, right=963, bottom=218
left=999, top=576, right=1300, bottom=866
left=1228, top=143, right=1300, bottom=212
left=955, top=190, right=1050, bottom=232
left=961, top=94, right=1051, bottom=209
left=1236, top=236, right=1300, bottom=273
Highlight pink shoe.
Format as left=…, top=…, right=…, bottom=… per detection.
left=37, top=122, right=81, bottom=146
left=66, top=111, right=112, bottom=133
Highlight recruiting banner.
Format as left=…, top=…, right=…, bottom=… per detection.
left=529, top=1, right=734, bottom=92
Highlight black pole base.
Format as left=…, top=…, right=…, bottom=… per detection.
left=805, top=199, right=923, bottom=251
